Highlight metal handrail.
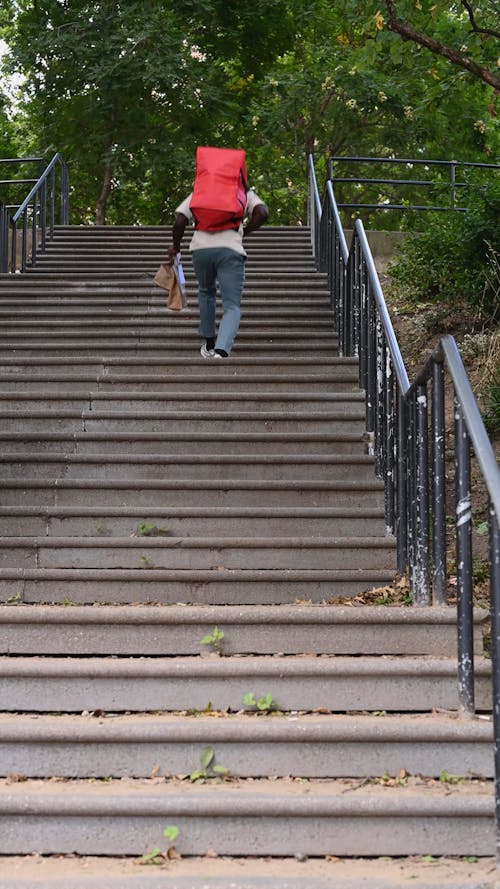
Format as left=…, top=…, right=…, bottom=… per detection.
left=308, top=151, right=500, bottom=860
left=0, top=153, right=69, bottom=273
left=327, top=155, right=500, bottom=215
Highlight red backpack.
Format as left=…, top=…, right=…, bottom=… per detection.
left=190, top=146, right=248, bottom=232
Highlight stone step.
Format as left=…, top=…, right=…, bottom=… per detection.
left=0, top=390, right=365, bottom=412
left=0, top=566, right=396, bottom=604
left=0, top=326, right=338, bottom=340
left=0, top=605, right=486, bottom=657
left=0, top=712, right=492, bottom=778
left=2, top=310, right=333, bottom=328
left=0, top=283, right=330, bottom=297
left=0, top=534, right=397, bottom=571
left=0, top=356, right=356, bottom=375
left=0, top=655, right=491, bottom=712
left=0, top=778, right=493, bottom=856
left=0, top=373, right=361, bottom=394
left=32, top=255, right=321, bottom=267
left=0, top=505, right=387, bottom=537
left=0, top=455, right=382, bottom=482
left=0, top=854, right=495, bottom=889
left=0, top=307, right=333, bottom=321
left=0, top=478, right=386, bottom=508
left=0, top=343, right=340, bottom=359
left=0, top=409, right=364, bottom=434
left=0, top=431, right=366, bottom=456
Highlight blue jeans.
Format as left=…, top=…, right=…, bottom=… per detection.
left=192, top=248, right=246, bottom=355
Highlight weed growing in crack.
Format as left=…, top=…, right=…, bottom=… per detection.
left=200, top=626, right=225, bottom=655
left=139, top=825, right=180, bottom=865
left=190, top=746, right=229, bottom=783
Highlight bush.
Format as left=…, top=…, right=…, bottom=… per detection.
left=389, top=175, right=500, bottom=322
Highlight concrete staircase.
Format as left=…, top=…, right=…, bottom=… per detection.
left=0, top=225, right=494, bottom=888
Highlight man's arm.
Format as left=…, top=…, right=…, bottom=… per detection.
left=243, top=203, right=269, bottom=238
left=167, top=212, right=189, bottom=258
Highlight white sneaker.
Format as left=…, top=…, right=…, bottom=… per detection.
left=200, top=343, right=216, bottom=359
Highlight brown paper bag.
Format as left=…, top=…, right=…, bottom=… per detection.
left=153, top=262, right=185, bottom=310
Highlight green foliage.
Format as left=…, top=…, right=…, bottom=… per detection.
left=139, top=825, right=180, bottom=865
left=200, top=626, right=225, bottom=654
left=1, top=0, right=498, bottom=225
left=484, top=374, right=500, bottom=433
left=189, top=745, right=229, bottom=783
left=137, top=522, right=170, bottom=537
left=242, top=692, right=278, bottom=712
left=389, top=176, right=500, bottom=319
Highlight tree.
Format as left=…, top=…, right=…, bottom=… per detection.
left=1, top=0, right=300, bottom=223
left=1, top=0, right=497, bottom=225
left=381, top=0, right=500, bottom=91
left=241, top=0, right=498, bottom=225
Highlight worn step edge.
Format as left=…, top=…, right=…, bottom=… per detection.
left=0, top=655, right=490, bottom=679
left=0, top=855, right=495, bottom=889
left=0, top=568, right=397, bottom=605
left=0, top=505, right=385, bottom=519
left=0, top=478, right=384, bottom=491
left=0, top=356, right=358, bottom=367
left=0, top=779, right=494, bottom=856
left=0, top=603, right=482, bottom=628
left=0, top=431, right=366, bottom=444
left=1, top=534, right=397, bottom=550
left=0, top=605, right=484, bottom=657
left=0, top=453, right=375, bottom=467
left=0, top=655, right=491, bottom=715
left=0, top=404, right=364, bottom=423
left=0, top=391, right=365, bottom=403
left=0, top=713, right=493, bottom=779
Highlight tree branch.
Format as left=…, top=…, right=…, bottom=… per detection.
left=383, top=0, right=500, bottom=91
left=460, top=1, right=500, bottom=41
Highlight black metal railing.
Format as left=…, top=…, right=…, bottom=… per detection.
left=327, top=155, right=499, bottom=216
left=308, top=151, right=500, bottom=853
left=0, top=153, right=69, bottom=273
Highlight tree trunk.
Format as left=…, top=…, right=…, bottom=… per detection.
left=95, top=159, right=113, bottom=226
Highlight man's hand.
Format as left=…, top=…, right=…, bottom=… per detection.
left=243, top=202, right=269, bottom=237
left=169, top=212, right=188, bottom=257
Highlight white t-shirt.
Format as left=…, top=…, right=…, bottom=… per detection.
left=175, top=189, right=264, bottom=257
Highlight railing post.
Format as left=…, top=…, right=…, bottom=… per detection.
left=365, top=280, right=377, bottom=439
left=450, top=160, right=456, bottom=209
left=454, top=396, right=474, bottom=717
left=413, top=382, right=430, bottom=604
left=0, top=202, right=8, bottom=274
left=40, top=177, right=47, bottom=253
left=31, top=191, right=37, bottom=266
left=489, top=503, right=500, bottom=869
left=396, top=391, right=408, bottom=573
left=375, top=319, right=385, bottom=479
left=11, top=219, right=17, bottom=273
left=432, top=358, right=447, bottom=604
left=22, top=210, right=28, bottom=272
left=385, top=351, right=395, bottom=535
left=407, top=394, right=417, bottom=597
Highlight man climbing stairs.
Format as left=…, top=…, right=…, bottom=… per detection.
left=0, top=225, right=493, bottom=887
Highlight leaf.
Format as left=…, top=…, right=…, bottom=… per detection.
left=200, top=746, right=215, bottom=771
left=212, top=764, right=229, bottom=776
left=163, top=825, right=179, bottom=843
left=257, top=694, right=275, bottom=711
left=139, top=847, right=162, bottom=864
left=243, top=692, right=257, bottom=708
